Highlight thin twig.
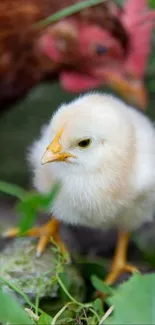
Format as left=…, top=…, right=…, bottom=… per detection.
left=25, top=308, right=39, bottom=322
left=99, top=306, right=114, bottom=325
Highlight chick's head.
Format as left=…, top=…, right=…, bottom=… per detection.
left=41, top=94, right=133, bottom=175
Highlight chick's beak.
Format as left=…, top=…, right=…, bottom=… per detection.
left=41, top=149, right=75, bottom=165
left=41, top=130, right=75, bottom=165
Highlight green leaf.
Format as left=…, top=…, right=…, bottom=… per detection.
left=93, top=298, right=104, bottom=317
left=38, top=312, right=53, bottom=325
left=0, top=180, right=27, bottom=199
left=17, top=204, right=37, bottom=235
left=0, top=286, right=33, bottom=325
left=91, top=275, right=115, bottom=296
left=149, top=0, right=155, bottom=8
left=106, top=273, right=155, bottom=324
left=34, top=0, right=106, bottom=28
left=17, top=182, right=60, bottom=234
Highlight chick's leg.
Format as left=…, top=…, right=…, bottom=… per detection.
left=105, top=231, right=138, bottom=285
left=3, top=218, right=67, bottom=257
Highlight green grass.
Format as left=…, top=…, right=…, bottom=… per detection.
left=1, top=247, right=155, bottom=324
left=0, top=181, right=155, bottom=324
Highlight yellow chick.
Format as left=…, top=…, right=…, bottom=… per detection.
left=6, top=93, right=155, bottom=285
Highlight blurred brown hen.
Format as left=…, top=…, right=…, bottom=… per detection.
left=41, top=0, right=155, bottom=110
left=0, top=0, right=125, bottom=108
left=0, top=0, right=60, bottom=107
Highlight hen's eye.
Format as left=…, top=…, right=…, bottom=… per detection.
left=96, top=45, right=108, bottom=55
left=78, top=139, right=92, bottom=148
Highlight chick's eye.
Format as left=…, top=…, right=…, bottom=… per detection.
left=78, top=139, right=92, bottom=148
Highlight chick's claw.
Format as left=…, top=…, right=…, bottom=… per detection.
left=104, top=262, right=139, bottom=286
left=2, top=227, right=19, bottom=238
left=104, top=231, right=139, bottom=286
left=96, top=232, right=139, bottom=301
left=2, top=218, right=68, bottom=257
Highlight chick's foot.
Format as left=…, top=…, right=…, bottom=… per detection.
left=105, top=231, right=139, bottom=285
left=3, top=218, right=67, bottom=257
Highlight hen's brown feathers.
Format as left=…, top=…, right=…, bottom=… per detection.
left=0, top=0, right=127, bottom=107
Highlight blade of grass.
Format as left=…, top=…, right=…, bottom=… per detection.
left=93, top=298, right=104, bottom=317
left=0, top=181, right=27, bottom=200
left=34, top=0, right=107, bottom=29
left=51, top=302, right=73, bottom=325
left=91, top=275, right=115, bottom=295
left=0, top=286, right=33, bottom=325
left=0, top=276, right=42, bottom=313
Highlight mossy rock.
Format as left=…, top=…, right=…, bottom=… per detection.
left=0, top=238, right=85, bottom=311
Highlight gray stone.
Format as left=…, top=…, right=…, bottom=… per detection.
left=0, top=238, right=84, bottom=306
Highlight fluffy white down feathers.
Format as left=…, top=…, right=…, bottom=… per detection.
left=29, top=93, right=155, bottom=231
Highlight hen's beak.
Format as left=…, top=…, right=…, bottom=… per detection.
left=106, top=73, right=148, bottom=111
left=41, top=128, right=75, bottom=165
